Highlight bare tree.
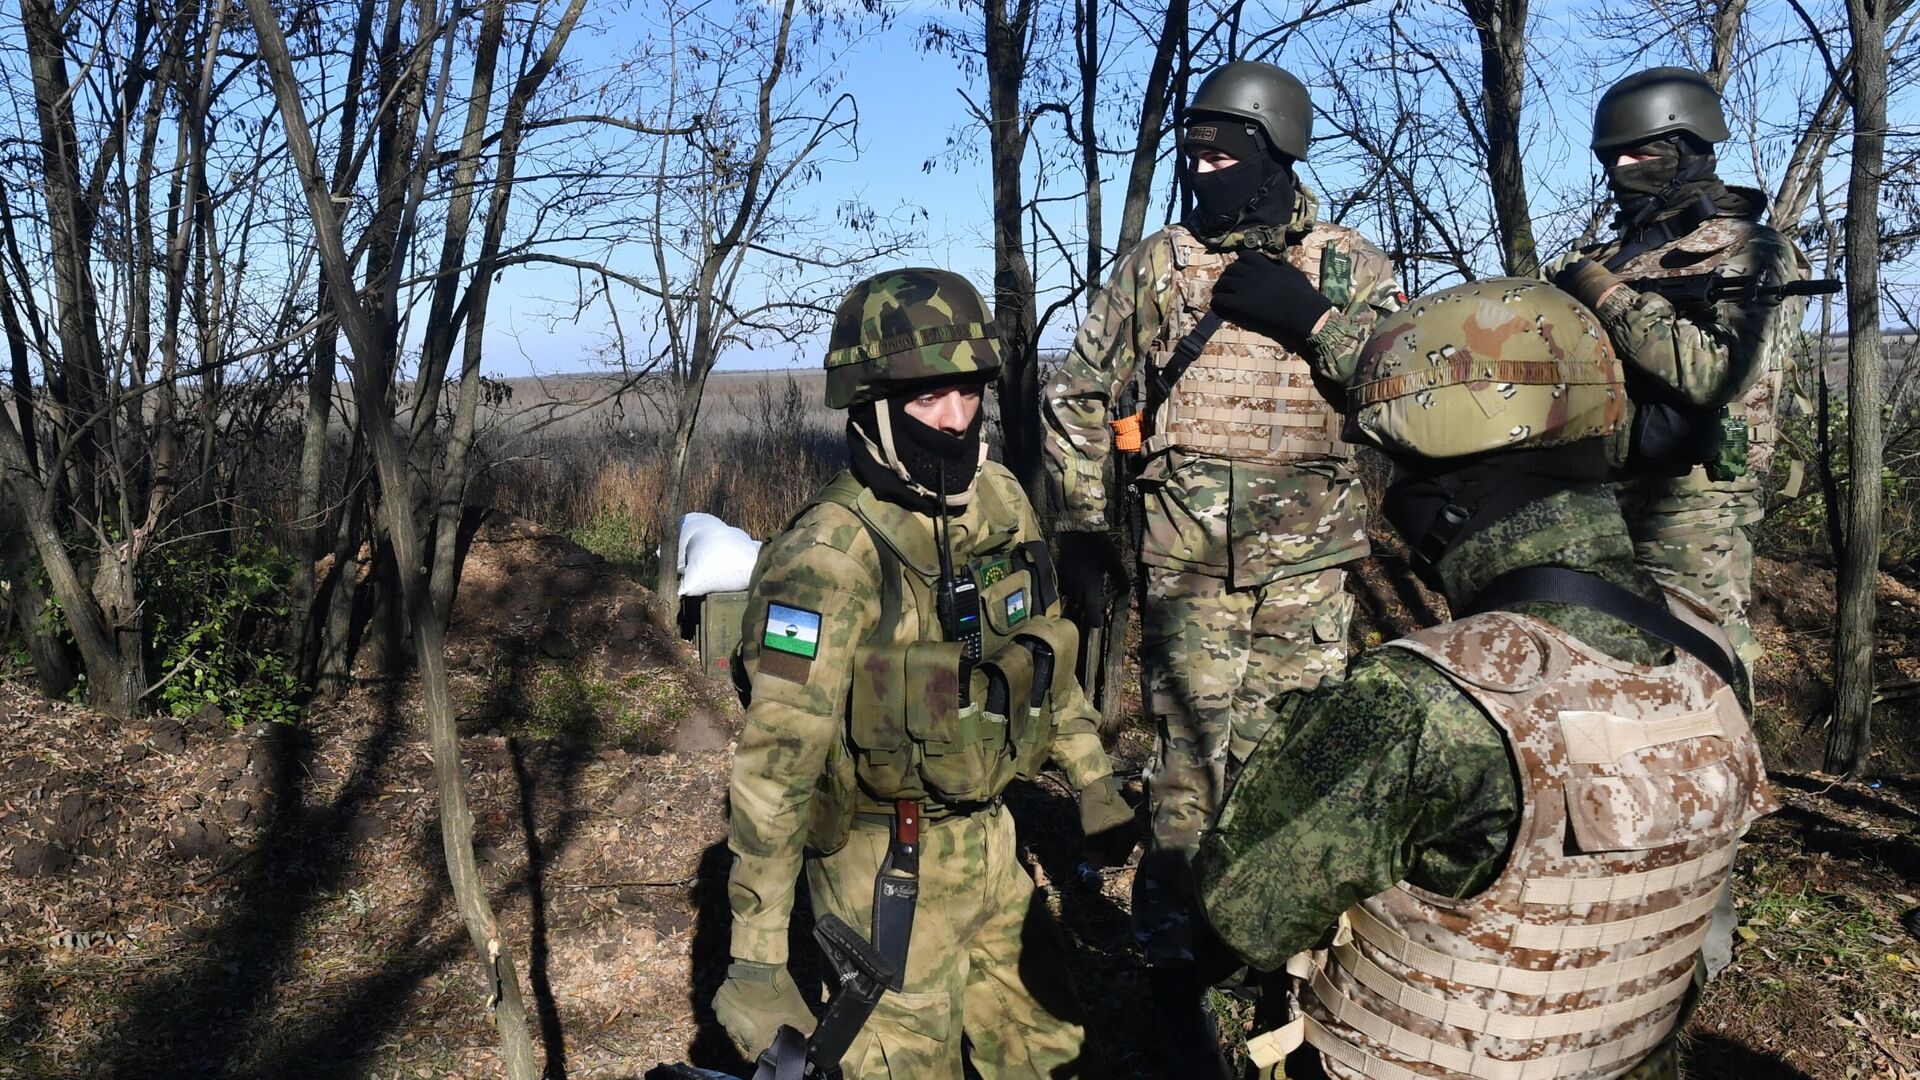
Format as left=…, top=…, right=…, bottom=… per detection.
left=1827, top=0, right=1891, bottom=776
left=617, top=0, right=904, bottom=601
left=243, top=0, right=586, bottom=1071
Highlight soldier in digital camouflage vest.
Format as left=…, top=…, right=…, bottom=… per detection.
left=712, top=268, right=1134, bottom=1079
left=1193, top=278, right=1778, bottom=1080
left=1545, top=67, right=1814, bottom=671
left=1039, top=62, right=1401, bottom=1072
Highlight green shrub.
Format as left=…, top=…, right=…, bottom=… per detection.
left=146, top=541, right=302, bottom=724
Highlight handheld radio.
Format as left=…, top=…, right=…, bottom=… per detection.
left=934, top=463, right=982, bottom=662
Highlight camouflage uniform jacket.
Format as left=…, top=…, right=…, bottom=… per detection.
left=1547, top=190, right=1807, bottom=412
left=1547, top=191, right=1811, bottom=519
left=726, top=461, right=1114, bottom=965
left=1043, top=187, right=1403, bottom=585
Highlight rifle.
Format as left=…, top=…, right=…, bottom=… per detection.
left=654, top=913, right=899, bottom=1080
left=1632, top=274, right=1840, bottom=310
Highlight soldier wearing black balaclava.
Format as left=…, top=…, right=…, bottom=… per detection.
left=1546, top=66, right=1813, bottom=685
left=1039, top=60, right=1405, bottom=1077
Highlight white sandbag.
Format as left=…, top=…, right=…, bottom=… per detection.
left=676, top=512, right=728, bottom=572
left=679, top=517, right=762, bottom=596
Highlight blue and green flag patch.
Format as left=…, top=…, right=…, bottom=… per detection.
left=763, top=604, right=821, bottom=659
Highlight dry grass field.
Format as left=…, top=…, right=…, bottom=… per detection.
left=469, top=370, right=848, bottom=580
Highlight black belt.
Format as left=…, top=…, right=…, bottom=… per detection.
left=855, top=794, right=1003, bottom=826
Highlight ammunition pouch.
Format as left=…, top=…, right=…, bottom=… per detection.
left=846, top=612, right=1081, bottom=805
left=1708, top=412, right=1750, bottom=482
left=1007, top=615, right=1079, bottom=777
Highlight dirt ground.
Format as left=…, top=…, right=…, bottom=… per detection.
left=2, top=520, right=1917, bottom=1079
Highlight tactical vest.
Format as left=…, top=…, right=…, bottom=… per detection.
left=805, top=471, right=1081, bottom=837
left=1143, top=226, right=1352, bottom=464
left=1609, top=216, right=1798, bottom=470
left=1249, top=594, right=1777, bottom=1080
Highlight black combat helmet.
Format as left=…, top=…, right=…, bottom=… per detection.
left=1590, top=67, right=1730, bottom=153
left=1184, top=61, right=1312, bottom=161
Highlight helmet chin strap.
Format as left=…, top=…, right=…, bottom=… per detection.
left=859, top=399, right=985, bottom=508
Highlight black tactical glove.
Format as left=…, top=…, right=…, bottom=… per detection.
left=1055, top=530, right=1128, bottom=626
left=1210, top=250, right=1334, bottom=343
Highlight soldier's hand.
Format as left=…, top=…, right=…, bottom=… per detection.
left=1056, top=531, right=1128, bottom=625
left=1079, top=773, right=1140, bottom=868
left=1552, top=257, right=1627, bottom=311
left=712, top=959, right=815, bottom=1059
left=1210, top=251, right=1333, bottom=343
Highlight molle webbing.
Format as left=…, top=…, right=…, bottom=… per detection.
left=1263, top=603, right=1774, bottom=1080
left=1143, top=228, right=1349, bottom=463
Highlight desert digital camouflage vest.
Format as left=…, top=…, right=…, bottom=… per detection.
left=810, top=467, right=1077, bottom=819
left=1249, top=593, right=1777, bottom=1080
left=1143, top=226, right=1351, bottom=464
left=1608, top=217, right=1807, bottom=473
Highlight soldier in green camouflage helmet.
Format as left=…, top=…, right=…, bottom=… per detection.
left=1193, top=279, right=1776, bottom=1080
left=1039, top=59, right=1402, bottom=1075
left=715, top=267, right=1134, bottom=1078
left=1544, top=67, right=1815, bottom=673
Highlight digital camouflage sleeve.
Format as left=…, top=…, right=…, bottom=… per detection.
left=1192, top=649, right=1521, bottom=972
left=1543, top=226, right=1806, bottom=408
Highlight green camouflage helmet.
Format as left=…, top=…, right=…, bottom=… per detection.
left=1185, top=61, right=1313, bottom=161
left=824, top=268, right=1002, bottom=409
left=1345, top=278, right=1627, bottom=460
left=1591, top=67, right=1730, bottom=152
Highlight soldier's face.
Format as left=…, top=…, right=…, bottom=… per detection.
left=901, top=384, right=984, bottom=435
left=1611, top=149, right=1660, bottom=168
left=1188, top=148, right=1240, bottom=174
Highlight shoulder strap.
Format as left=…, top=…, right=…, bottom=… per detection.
left=1604, top=194, right=1718, bottom=273
left=1148, top=310, right=1225, bottom=411
left=1464, top=565, right=1742, bottom=690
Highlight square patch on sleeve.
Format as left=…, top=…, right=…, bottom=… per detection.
left=763, top=604, right=821, bottom=659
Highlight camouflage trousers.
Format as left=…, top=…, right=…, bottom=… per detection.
left=804, top=805, right=1094, bottom=1079
left=1616, top=469, right=1766, bottom=669
left=1141, top=564, right=1355, bottom=855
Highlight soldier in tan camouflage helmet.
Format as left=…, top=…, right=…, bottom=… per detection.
left=1039, top=59, right=1401, bottom=1073
left=713, top=267, right=1134, bottom=1079
left=1545, top=67, right=1815, bottom=671
left=1195, top=278, right=1777, bottom=1080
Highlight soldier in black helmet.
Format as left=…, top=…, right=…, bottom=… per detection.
left=1547, top=67, right=1814, bottom=677
left=1040, top=59, right=1403, bottom=1076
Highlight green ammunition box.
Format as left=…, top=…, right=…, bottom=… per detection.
left=698, top=590, right=751, bottom=680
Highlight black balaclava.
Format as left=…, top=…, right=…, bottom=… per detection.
left=848, top=385, right=986, bottom=513
left=1183, top=113, right=1297, bottom=240
left=1382, top=442, right=1613, bottom=582
left=1604, top=134, right=1728, bottom=232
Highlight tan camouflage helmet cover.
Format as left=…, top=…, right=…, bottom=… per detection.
left=824, top=268, right=1002, bottom=409
left=1345, top=277, right=1627, bottom=459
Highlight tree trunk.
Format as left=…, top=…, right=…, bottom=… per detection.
left=1116, top=0, right=1184, bottom=257
left=242, top=0, right=543, bottom=1069
left=656, top=397, right=702, bottom=603
left=1826, top=0, right=1888, bottom=777
left=986, top=0, right=1043, bottom=498
left=1460, top=0, right=1537, bottom=276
